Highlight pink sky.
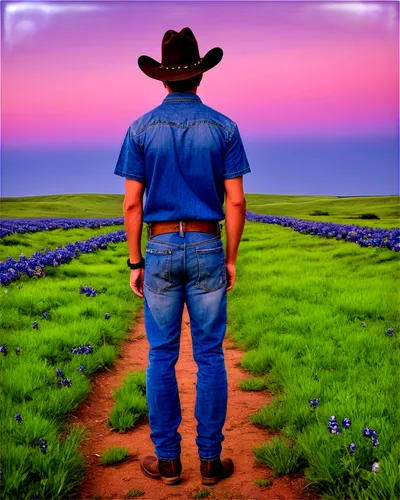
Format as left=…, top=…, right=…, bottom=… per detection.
left=2, top=1, right=399, bottom=147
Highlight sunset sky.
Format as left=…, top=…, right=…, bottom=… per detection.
left=1, top=0, right=399, bottom=197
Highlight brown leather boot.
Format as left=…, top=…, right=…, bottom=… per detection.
left=140, top=455, right=182, bottom=485
left=200, top=457, right=234, bottom=485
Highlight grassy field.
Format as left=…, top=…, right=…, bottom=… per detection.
left=228, top=219, right=400, bottom=499
left=0, top=231, right=147, bottom=499
left=0, top=225, right=125, bottom=262
left=0, top=193, right=399, bottom=499
left=1, top=193, right=399, bottom=228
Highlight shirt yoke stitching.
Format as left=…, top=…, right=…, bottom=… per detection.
left=133, top=120, right=233, bottom=137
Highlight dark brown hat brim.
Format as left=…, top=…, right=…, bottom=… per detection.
left=138, top=47, right=223, bottom=81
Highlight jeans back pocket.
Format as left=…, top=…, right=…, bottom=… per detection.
left=195, top=245, right=227, bottom=292
left=144, top=248, right=173, bottom=293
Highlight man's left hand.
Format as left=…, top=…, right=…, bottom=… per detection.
left=130, top=268, right=144, bottom=298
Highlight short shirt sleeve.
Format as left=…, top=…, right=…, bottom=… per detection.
left=113, top=126, right=146, bottom=183
left=223, top=123, right=251, bottom=180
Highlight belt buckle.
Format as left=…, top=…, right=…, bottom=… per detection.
left=179, top=221, right=185, bottom=237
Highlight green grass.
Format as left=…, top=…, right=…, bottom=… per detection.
left=254, top=437, right=304, bottom=476
left=108, top=371, right=147, bottom=432
left=245, top=193, right=399, bottom=229
left=253, top=479, right=271, bottom=487
left=230, top=219, right=400, bottom=498
left=0, top=232, right=147, bottom=499
left=0, top=225, right=125, bottom=261
left=194, top=488, right=212, bottom=498
left=100, top=447, right=129, bottom=465
left=1, top=193, right=399, bottom=229
left=124, top=489, right=144, bottom=498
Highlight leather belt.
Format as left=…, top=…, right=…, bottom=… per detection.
left=147, top=220, right=221, bottom=238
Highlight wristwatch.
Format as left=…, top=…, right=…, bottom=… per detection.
left=127, top=257, right=145, bottom=269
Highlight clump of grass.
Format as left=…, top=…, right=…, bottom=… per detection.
left=253, top=437, right=303, bottom=476
left=194, top=488, right=212, bottom=498
left=101, top=447, right=129, bottom=465
left=108, top=371, right=147, bottom=432
left=360, top=213, right=380, bottom=219
left=250, top=398, right=289, bottom=430
left=254, top=479, right=271, bottom=487
left=239, top=376, right=268, bottom=391
left=125, top=489, right=144, bottom=498
left=309, top=210, right=329, bottom=216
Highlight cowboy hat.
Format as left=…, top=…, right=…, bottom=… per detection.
left=138, top=27, right=223, bottom=82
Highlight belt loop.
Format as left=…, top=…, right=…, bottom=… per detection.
left=179, top=221, right=185, bottom=237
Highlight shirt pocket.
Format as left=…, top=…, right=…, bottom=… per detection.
left=195, top=245, right=227, bottom=292
left=144, top=248, right=173, bottom=293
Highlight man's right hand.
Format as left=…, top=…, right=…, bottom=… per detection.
left=226, top=262, right=236, bottom=292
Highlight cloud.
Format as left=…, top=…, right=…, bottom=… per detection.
left=4, top=2, right=106, bottom=48
left=319, top=3, right=383, bottom=15
left=339, top=2, right=397, bottom=22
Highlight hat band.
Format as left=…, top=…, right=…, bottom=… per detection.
left=159, top=58, right=202, bottom=70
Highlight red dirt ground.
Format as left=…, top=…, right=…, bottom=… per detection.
left=68, top=304, right=320, bottom=500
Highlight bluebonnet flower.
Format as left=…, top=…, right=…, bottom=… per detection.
left=371, top=438, right=379, bottom=447
left=361, top=322, right=367, bottom=328
left=372, top=462, right=379, bottom=474
left=71, top=344, right=94, bottom=355
left=33, top=321, right=38, bottom=330
left=42, top=311, right=48, bottom=319
left=39, top=437, right=47, bottom=454
left=328, top=422, right=341, bottom=434
left=342, top=418, right=351, bottom=429
left=362, top=427, right=373, bottom=437
left=0, top=345, right=8, bottom=356
left=371, top=430, right=378, bottom=440
left=62, top=378, right=72, bottom=388
left=15, top=347, right=20, bottom=355
left=77, top=364, right=86, bottom=372
left=245, top=211, right=400, bottom=252
left=329, top=416, right=337, bottom=424
left=56, top=367, right=64, bottom=378
left=387, top=327, right=394, bottom=337
left=57, top=380, right=62, bottom=388
left=104, top=313, right=110, bottom=320
left=14, top=413, right=22, bottom=423
left=348, top=443, right=356, bottom=453
left=0, top=226, right=126, bottom=285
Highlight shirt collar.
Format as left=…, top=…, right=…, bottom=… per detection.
left=162, top=91, right=202, bottom=104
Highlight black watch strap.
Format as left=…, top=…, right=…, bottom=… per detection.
left=127, top=257, right=145, bottom=269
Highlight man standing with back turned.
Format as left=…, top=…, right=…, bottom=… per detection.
left=114, top=27, right=251, bottom=486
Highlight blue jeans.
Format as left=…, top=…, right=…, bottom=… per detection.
left=143, top=228, right=228, bottom=462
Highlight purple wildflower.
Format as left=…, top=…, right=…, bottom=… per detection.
left=342, top=418, right=351, bottom=429
left=14, top=413, right=22, bottom=423
left=62, top=378, right=72, bottom=387
left=33, top=321, right=38, bottom=330
left=42, top=311, right=48, bottom=319
left=56, top=367, right=64, bottom=378
left=104, top=313, right=110, bottom=320
left=362, top=427, right=373, bottom=438
left=0, top=345, right=8, bottom=356
left=77, top=364, right=86, bottom=372
left=371, top=438, right=379, bottom=447
left=348, top=443, right=356, bottom=453
left=15, top=347, right=20, bottom=355
left=372, top=462, right=379, bottom=474
left=387, top=327, right=394, bottom=337
left=39, top=437, right=47, bottom=454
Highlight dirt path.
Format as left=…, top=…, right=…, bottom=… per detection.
left=68, top=304, right=318, bottom=500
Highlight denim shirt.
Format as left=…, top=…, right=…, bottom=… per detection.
left=113, top=91, right=251, bottom=223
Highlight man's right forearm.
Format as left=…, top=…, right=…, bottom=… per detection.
left=224, top=198, right=246, bottom=264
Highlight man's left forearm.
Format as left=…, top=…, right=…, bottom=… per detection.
left=124, top=202, right=144, bottom=263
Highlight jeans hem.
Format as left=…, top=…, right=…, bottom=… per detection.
left=157, top=453, right=181, bottom=461
left=199, top=454, right=220, bottom=462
